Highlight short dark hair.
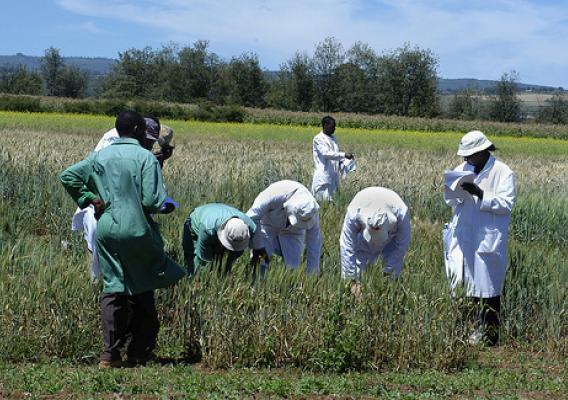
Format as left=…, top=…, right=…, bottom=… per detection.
left=115, top=111, right=145, bottom=136
left=322, top=116, right=335, bottom=129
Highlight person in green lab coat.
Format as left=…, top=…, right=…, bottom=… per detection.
left=60, top=110, right=186, bottom=368
left=182, top=203, right=256, bottom=275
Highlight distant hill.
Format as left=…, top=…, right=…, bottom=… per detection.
left=437, top=78, right=560, bottom=94
left=0, top=53, right=116, bottom=76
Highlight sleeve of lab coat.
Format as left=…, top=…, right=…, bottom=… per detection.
left=382, top=207, right=412, bottom=278
left=141, top=155, right=167, bottom=213
left=480, top=172, right=515, bottom=215
left=305, top=215, right=322, bottom=275
left=59, top=157, right=97, bottom=209
left=444, top=197, right=463, bottom=209
left=247, top=190, right=285, bottom=250
left=340, top=212, right=359, bottom=280
left=314, top=136, right=345, bottom=160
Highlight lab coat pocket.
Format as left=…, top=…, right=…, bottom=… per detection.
left=477, top=228, right=502, bottom=255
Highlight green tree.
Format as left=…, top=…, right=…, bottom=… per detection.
left=39, top=47, right=88, bottom=98
left=167, top=41, right=221, bottom=103
left=332, top=63, right=370, bottom=113
left=59, top=66, right=88, bottom=98
left=376, top=43, right=439, bottom=117
left=489, top=71, right=522, bottom=122
left=0, top=65, right=43, bottom=95
left=225, top=52, right=267, bottom=107
left=447, top=88, right=482, bottom=120
left=536, top=93, right=568, bottom=124
left=40, top=47, right=65, bottom=96
left=266, top=52, right=314, bottom=111
left=313, top=37, right=344, bottom=112
left=101, top=46, right=170, bottom=99
left=345, top=41, right=381, bottom=112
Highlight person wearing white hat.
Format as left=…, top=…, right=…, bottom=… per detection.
left=70, top=115, right=169, bottom=283
left=311, top=116, right=355, bottom=201
left=444, top=130, right=516, bottom=346
left=340, top=187, right=411, bottom=287
left=182, top=203, right=256, bottom=275
left=247, top=180, right=322, bottom=275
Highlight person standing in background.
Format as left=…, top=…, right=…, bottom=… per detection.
left=311, top=116, right=354, bottom=201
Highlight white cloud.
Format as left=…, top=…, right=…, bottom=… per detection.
left=58, top=19, right=107, bottom=35
left=55, top=0, right=568, bottom=86
left=79, top=21, right=106, bottom=34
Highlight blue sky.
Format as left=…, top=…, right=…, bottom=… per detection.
left=2, top=0, right=567, bottom=87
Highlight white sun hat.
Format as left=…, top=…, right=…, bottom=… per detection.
left=362, top=209, right=397, bottom=248
left=217, top=218, right=250, bottom=252
left=286, top=193, right=320, bottom=230
left=457, top=130, right=494, bottom=157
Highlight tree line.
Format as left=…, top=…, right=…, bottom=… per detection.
left=1, top=40, right=567, bottom=124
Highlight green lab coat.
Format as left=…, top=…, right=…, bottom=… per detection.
left=182, top=203, right=256, bottom=274
left=60, top=137, right=186, bottom=294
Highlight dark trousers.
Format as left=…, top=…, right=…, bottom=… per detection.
left=100, top=291, right=159, bottom=362
left=471, top=295, right=501, bottom=344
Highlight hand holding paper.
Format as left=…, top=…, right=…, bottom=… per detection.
left=340, top=158, right=356, bottom=177
left=444, top=170, right=475, bottom=200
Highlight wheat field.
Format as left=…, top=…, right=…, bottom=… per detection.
left=0, top=112, right=566, bottom=371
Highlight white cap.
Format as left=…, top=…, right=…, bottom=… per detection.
left=362, top=209, right=397, bottom=248
left=457, top=130, right=493, bottom=157
left=286, top=193, right=319, bottom=230
left=217, top=218, right=250, bottom=252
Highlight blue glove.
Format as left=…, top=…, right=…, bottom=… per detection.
left=160, top=197, right=179, bottom=214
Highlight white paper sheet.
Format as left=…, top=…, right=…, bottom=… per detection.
left=444, top=170, right=474, bottom=199
left=340, top=158, right=356, bottom=177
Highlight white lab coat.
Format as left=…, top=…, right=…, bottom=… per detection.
left=93, top=128, right=119, bottom=151
left=311, top=132, right=346, bottom=201
left=340, top=187, right=411, bottom=280
left=443, top=156, right=515, bottom=298
left=247, top=180, right=322, bottom=275
left=70, top=128, right=119, bottom=281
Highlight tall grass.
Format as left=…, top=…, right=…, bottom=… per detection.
left=0, top=118, right=566, bottom=370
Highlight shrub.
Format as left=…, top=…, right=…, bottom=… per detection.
left=0, top=95, right=42, bottom=112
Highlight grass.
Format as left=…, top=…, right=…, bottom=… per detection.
left=0, top=351, right=565, bottom=399
left=0, top=112, right=566, bottom=391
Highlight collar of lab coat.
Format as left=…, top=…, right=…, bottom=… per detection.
left=319, top=131, right=337, bottom=143
left=113, top=137, right=141, bottom=146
